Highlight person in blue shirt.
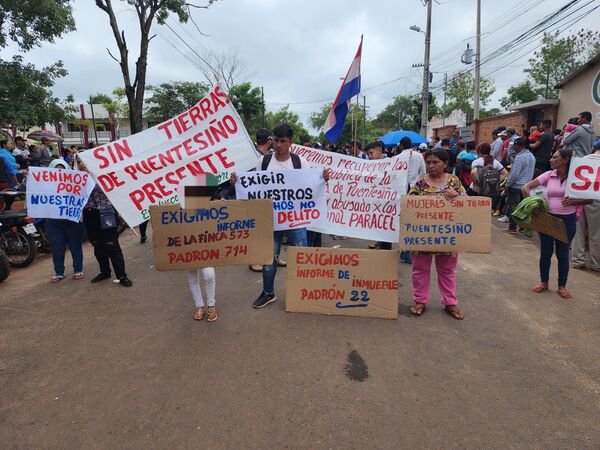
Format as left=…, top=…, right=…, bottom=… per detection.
left=0, top=140, right=20, bottom=189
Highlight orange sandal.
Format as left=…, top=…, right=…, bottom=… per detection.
left=193, top=307, right=205, bottom=321
left=557, top=288, right=572, bottom=299
left=532, top=283, right=548, bottom=293
left=206, top=306, right=218, bottom=322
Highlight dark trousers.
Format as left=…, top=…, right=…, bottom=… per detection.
left=45, top=219, right=84, bottom=276
left=83, top=208, right=127, bottom=279
left=539, top=213, right=577, bottom=287
left=139, top=220, right=148, bottom=238
left=307, top=230, right=322, bottom=247
left=505, top=188, right=523, bottom=231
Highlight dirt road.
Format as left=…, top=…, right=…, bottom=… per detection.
left=1, top=225, right=599, bottom=449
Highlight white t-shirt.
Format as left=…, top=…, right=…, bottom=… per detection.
left=406, top=150, right=426, bottom=187
left=472, top=157, right=504, bottom=171
left=256, top=153, right=310, bottom=171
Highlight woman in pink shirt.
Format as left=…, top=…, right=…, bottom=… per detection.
left=521, top=149, right=592, bottom=298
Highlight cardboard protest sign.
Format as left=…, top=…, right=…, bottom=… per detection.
left=234, top=169, right=327, bottom=231
left=521, top=209, right=568, bottom=243
left=78, top=85, right=258, bottom=227
left=150, top=199, right=274, bottom=271
left=286, top=247, right=399, bottom=319
left=565, top=157, right=600, bottom=200
left=291, top=144, right=409, bottom=242
left=399, top=196, right=492, bottom=253
left=26, top=167, right=96, bottom=222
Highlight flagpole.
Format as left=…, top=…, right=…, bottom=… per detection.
left=353, top=95, right=359, bottom=156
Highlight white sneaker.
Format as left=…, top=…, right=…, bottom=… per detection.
left=497, top=216, right=509, bottom=223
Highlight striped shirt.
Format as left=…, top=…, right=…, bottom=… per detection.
left=505, top=149, right=535, bottom=189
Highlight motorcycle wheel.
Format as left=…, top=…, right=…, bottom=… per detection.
left=0, top=248, right=10, bottom=282
left=1, top=228, right=38, bottom=268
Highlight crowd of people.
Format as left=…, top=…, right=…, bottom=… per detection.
left=1, top=111, right=598, bottom=322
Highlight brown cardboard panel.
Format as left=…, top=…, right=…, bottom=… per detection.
left=399, top=196, right=492, bottom=253
left=150, top=199, right=274, bottom=271
left=286, top=247, right=399, bottom=319
left=522, top=210, right=568, bottom=243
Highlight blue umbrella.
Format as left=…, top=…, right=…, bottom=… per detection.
left=380, top=130, right=427, bottom=147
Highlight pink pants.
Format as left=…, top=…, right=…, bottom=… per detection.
left=411, top=254, right=458, bottom=305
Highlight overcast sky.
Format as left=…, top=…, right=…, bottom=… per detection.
left=5, top=0, right=600, bottom=131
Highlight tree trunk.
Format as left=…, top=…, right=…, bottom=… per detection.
left=97, top=0, right=155, bottom=136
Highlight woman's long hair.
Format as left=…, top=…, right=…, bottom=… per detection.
left=557, top=148, right=573, bottom=183
left=477, top=142, right=493, bottom=166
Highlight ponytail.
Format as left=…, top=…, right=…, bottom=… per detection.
left=477, top=143, right=493, bottom=166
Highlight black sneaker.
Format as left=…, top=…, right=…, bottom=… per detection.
left=253, top=292, right=276, bottom=309
left=140, top=236, right=147, bottom=244
left=119, top=277, right=133, bottom=287
left=91, top=272, right=111, bottom=283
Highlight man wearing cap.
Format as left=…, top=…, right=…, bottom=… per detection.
left=572, top=137, right=600, bottom=272
left=230, top=123, right=330, bottom=309
left=490, top=128, right=503, bottom=161
left=505, top=128, right=519, bottom=164
left=247, top=128, right=276, bottom=272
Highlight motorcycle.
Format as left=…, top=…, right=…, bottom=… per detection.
left=0, top=189, right=38, bottom=268
left=0, top=246, right=10, bottom=282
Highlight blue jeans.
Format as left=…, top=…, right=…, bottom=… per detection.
left=45, top=219, right=84, bottom=276
left=539, top=213, right=577, bottom=287
left=263, top=228, right=307, bottom=294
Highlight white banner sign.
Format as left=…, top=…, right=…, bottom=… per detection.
left=78, top=85, right=258, bottom=227
left=235, top=169, right=327, bottom=231
left=565, top=157, right=600, bottom=200
left=26, top=167, right=96, bottom=222
left=291, top=145, right=409, bottom=242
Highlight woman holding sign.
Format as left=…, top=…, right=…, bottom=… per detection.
left=522, top=149, right=592, bottom=299
left=408, top=148, right=466, bottom=320
left=46, top=159, right=85, bottom=283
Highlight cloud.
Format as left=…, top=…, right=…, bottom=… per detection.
left=5, top=0, right=600, bottom=132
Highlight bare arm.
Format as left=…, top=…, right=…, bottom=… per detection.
left=521, top=179, right=541, bottom=198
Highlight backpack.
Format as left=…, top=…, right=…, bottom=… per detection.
left=477, top=165, right=501, bottom=196
left=261, top=152, right=302, bottom=170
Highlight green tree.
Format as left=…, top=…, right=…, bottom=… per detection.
left=145, top=81, right=209, bottom=121
left=446, top=72, right=495, bottom=120
left=0, top=56, right=72, bottom=128
left=95, top=0, right=216, bottom=133
left=90, top=93, right=113, bottom=104
left=525, top=29, right=600, bottom=99
left=97, top=87, right=130, bottom=138
left=309, top=103, right=365, bottom=145
left=0, top=1, right=75, bottom=128
left=265, top=106, right=312, bottom=144
left=373, top=94, right=440, bottom=132
left=0, top=0, right=75, bottom=50
left=499, top=80, right=543, bottom=108
left=228, top=82, right=264, bottom=136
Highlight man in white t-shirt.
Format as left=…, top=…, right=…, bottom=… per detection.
left=230, top=123, right=330, bottom=309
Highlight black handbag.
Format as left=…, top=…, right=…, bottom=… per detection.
left=99, top=208, right=117, bottom=230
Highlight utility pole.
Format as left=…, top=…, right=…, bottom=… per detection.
left=420, top=0, right=432, bottom=138
left=261, top=86, right=266, bottom=127
left=442, top=72, right=448, bottom=127
left=473, top=0, right=481, bottom=121
left=362, top=95, right=366, bottom=146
